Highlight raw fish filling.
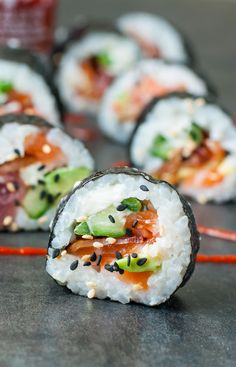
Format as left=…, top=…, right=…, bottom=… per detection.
left=113, top=77, right=185, bottom=122
left=66, top=197, right=161, bottom=290
left=150, top=123, right=227, bottom=188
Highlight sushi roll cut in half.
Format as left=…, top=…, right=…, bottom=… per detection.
left=46, top=168, right=199, bottom=306
left=98, top=60, right=212, bottom=144
left=0, top=47, right=61, bottom=126
left=130, top=94, right=236, bottom=203
left=54, top=25, right=141, bottom=114
left=117, top=12, right=191, bottom=62
left=0, top=114, right=94, bottom=231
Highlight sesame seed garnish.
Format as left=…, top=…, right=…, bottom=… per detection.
left=42, top=144, right=51, bottom=154
left=38, top=179, right=46, bottom=185
left=76, top=215, right=87, bottom=222
left=132, top=220, right=138, bottom=228
left=82, top=234, right=94, bottom=240
left=3, top=216, right=13, bottom=226
left=96, top=255, right=102, bottom=266
left=119, top=269, right=124, bottom=275
left=13, top=182, right=19, bottom=190
left=70, top=260, right=79, bottom=271
left=105, top=264, right=114, bottom=272
left=113, top=262, right=120, bottom=272
left=54, top=174, right=60, bottom=183
left=126, top=228, right=133, bottom=237
left=127, top=255, right=131, bottom=267
left=93, top=241, right=103, bottom=248
left=83, top=261, right=91, bottom=266
left=37, top=164, right=46, bottom=171
left=131, top=253, right=138, bottom=258
left=81, top=255, right=90, bottom=261
left=140, top=185, right=149, bottom=192
left=38, top=216, right=48, bottom=224
left=87, top=288, right=96, bottom=299
left=108, top=214, right=115, bottom=223
left=52, top=249, right=60, bottom=259
left=133, top=283, right=143, bottom=291
left=61, top=250, right=67, bottom=256
left=86, top=281, right=97, bottom=288
left=116, top=203, right=127, bottom=211
left=137, top=257, right=147, bottom=266
left=6, top=182, right=16, bottom=193
left=115, top=251, right=122, bottom=260
left=40, top=190, right=47, bottom=200
left=90, top=252, right=97, bottom=262
left=14, top=148, right=21, bottom=156
left=10, top=222, right=18, bottom=232
left=47, top=194, right=54, bottom=204
left=14, top=199, right=20, bottom=206
left=106, top=237, right=116, bottom=245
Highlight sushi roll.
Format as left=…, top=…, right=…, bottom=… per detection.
left=0, top=46, right=61, bottom=126
left=117, top=12, right=191, bottom=63
left=53, top=24, right=142, bottom=114
left=46, top=167, right=199, bottom=306
left=130, top=93, right=236, bottom=204
left=0, top=113, right=94, bottom=231
left=98, top=60, right=213, bottom=144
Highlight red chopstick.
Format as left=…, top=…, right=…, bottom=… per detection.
left=197, top=225, right=236, bottom=242
left=197, top=254, right=236, bottom=264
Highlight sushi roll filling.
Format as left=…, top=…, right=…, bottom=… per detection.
left=0, top=126, right=91, bottom=229
left=112, top=76, right=185, bottom=123
left=150, top=122, right=227, bottom=188
left=0, top=80, right=36, bottom=115
left=65, top=197, right=161, bottom=290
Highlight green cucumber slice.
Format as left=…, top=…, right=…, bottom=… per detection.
left=116, top=256, right=161, bottom=272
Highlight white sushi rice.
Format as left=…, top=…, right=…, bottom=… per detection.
left=130, top=96, right=236, bottom=203
left=117, top=12, right=189, bottom=62
left=98, top=60, right=209, bottom=144
left=0, top=121, right=94, bottom=230
left=56, top=32, right=141, bottom=114
left=46, top=173, right=193, bottom=306
left=0, top=60, right=60, bottom=126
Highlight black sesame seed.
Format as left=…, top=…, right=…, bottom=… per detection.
left=137, top=257, right=147, bottom=266
left=116, top=203, right=127, bottom=211
left=47, top=193, right=54, bottom=204
left=14, top=199, right=20, bottom=206
left=115, top=251, right=122, bottom=260
left=132, top=220, right=138, bottom=228
left=126, top=228, right=133, bottom=237
left=70, top=260, right=79, bottom=271
left=108, top=215, right=115, bottom=223
left=14, top=148, right=21, bottom=156
left=96, top=255, right=102, bottom=266
left=131, top=253, right=138, bottom=258
left=140, top=185, right=149, bottom=192
left=127, top=255, right=131, bottom=267
left=38, top=179, right=46, bottom=185
left=113, top=262, right=120, bottom=272
left=119, top=269, right=124, bottom=275
left=54, top=192, right=62, bottom=200
left=104, top=264, right=114, bottom=272
left=13, top=181, right=19, bottom=190
left=54, top=174, right=60, bottom=183
left=37, top=164, right=46, bottom=171
left=90, top=252, right=97, bottom=262
left=83, top=261, right=91, bottom=266
left=52, top=248, right=60, bottom=259
left=40, top=190, right=47, bottom=200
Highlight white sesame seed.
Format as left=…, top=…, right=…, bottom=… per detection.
left=93, top=241, right=104, bottom=248
left=133, top=283, right=143, bottom=291
left=76, top=215, right=87, bottom=222
left=61, top=250, right=67, bottom=256
left=106, top=237, right=116, bottom=245
left=81, top=255, right=91, bottom=261
left=3, top=216, right=13, bottom=226
left=38, top=216, right=48, bottom=224
left=86, top=281, right=97, bottom=288
left=42, top=144, right=52, bottom=154
left=6, top=182, right=16, bottom=193
left=87, top=288, right=96, bottom=299
left=82, top=234, right=93, bottom=240
left=197, top=195, right=207, bottom=205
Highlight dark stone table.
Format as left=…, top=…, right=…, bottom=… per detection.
left=0, top=1, right=236, bottom=366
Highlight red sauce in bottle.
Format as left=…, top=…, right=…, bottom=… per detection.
left=0, top=0, right=57, bottom=53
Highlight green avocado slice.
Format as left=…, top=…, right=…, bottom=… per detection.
left=116, top=256, right=161, bottom=272
left=22, top=186, right=50, bottom=220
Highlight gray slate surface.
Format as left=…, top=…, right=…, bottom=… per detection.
left=1, top=1, right=236, bottom=366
